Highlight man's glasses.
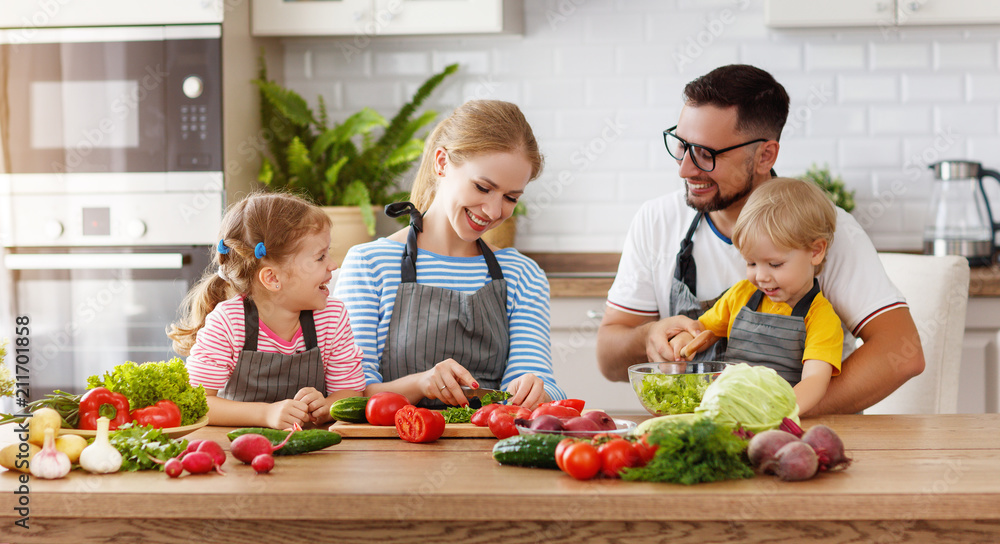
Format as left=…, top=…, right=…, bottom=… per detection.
left=662, top=125, right=768, bottom=172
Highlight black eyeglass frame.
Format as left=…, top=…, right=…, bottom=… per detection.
left=662, top=125, right=768, bottom=172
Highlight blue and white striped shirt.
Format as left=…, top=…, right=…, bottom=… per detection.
left=333, top=238, right=566, bottom=401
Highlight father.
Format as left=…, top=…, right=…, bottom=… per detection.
left=596, top=64, right=924, bottom=416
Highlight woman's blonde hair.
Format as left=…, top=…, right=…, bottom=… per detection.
left=732, top=177, right=837, bottom=275
left=409, top=100, right=543, bottom=212
left=168, top=191, right=330, bottom=355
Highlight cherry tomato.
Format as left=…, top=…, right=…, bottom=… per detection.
left=555, top=438, right=576, bottom=472
left=546, top=399, right=585, bottom=412
left=597, top=438, right=642, bottom=478
left=365, top=391, right=411, bottom=426
left=487, top=408, right=520, bottom=439
left=470, top=404, right=502, bottom=427
left=561, top=442, right=600, bottom=480
left=632, top=435, right=659, bottom=466
left=394, top=405, right=446, bottom=443
left=530, top=404, right=580, bottom=420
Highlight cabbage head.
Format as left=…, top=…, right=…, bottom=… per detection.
left=694, top=363, right=799, bottom=434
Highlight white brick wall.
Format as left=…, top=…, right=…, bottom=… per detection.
left=280, top=0, right=1000, bottom=253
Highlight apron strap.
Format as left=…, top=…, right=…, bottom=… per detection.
left=298, top=310, right=318, bottom=350
left=242, top=297, right=260, bottom=352
left=477, top=238, right=505, bottom=281
left=745, top=278, right=821, bottom=318
left=674, top=212, right=703, bottom=295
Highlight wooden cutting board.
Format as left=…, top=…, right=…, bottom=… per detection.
left=329, top=420, right=493, bottom=438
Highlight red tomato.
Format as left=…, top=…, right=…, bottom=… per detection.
left=470, top=404, right=502, bottom=427
left=632, top=435, right=659, bottom=466
left=597, top=438, right=643, bottom=478
left=530, top=404, right=580, bottom=420
left=487, top=409, right=519, bottom=440
left=554, top=438, right=576, bottom=472
left=514, top=406, right=532, bottom=420
left=394, top=405, right=446, bottom=443
left=561, top=442, right=600, bottom=480
left=547, top=399, right=586, bottom=412
left=365, top=391, right=411, bottom=426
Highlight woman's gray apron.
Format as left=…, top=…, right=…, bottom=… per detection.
left=669, top=212, right=726, bottom=360
left=381, top=202, right=511, bottom=409
left=725, top=279, right=821, bottom=386
left=218, top=298, right=327, bottom=402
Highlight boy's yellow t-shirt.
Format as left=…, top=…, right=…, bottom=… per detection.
left=697, top=279, right=844, bottom=374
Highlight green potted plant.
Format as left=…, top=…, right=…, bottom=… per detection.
left=800, top=163, right=856, bottom=213
left=254, top=59, right=458, bottom=260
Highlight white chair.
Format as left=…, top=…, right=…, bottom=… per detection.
left=865, top=253, right=970, bottom=414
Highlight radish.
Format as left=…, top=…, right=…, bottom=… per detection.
left=181, top=451, right=215, bottom=475
left=230, top=431, right=295, bottom=464
left=251, top=454, right=274, bottom=474
left=195, top=440, right=227, bottom=468
left=164, top=458, right=184, bottom=478
left=747, top=430, right=800, bottom=473
left=802, top=424, right=852, bottom=472
left=772, top=441, right=819, bottom=481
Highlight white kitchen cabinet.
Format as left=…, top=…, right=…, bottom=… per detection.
left=765, top=0, right=1000, bottom=27
left=251, top=0, right=523, bottom=37
left=550, top=298, right=648, bottom=414
left=960, top=297, right=1000, bottom=414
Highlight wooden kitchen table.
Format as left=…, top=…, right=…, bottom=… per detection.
left=2, top=414, right=999, bottom=544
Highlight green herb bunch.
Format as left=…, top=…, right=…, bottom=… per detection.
left=255, top=58, right=458, bottom=235
left=621, top=417, right=753, bottom=485
left=0, top=339, right=13, bottom=398
left=86, top=358, right=208, bottom=425
left=108, top=423, right=188, bottom=471
left=801, top=163, right=855, bottom=213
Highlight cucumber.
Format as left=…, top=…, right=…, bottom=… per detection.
left=329, top=396, right=369, bottom=423
left=227, top=428, right=341, bottom=456
left=491, top=433, right=566, bottom=469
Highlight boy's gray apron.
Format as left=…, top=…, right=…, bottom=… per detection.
left=218, top=298, right=327, bottom=402
left=725, top=279, right=822, bottom=386
left=669, top=212, right=726, bottom=360
left=381, top=202, right=510, bottom=409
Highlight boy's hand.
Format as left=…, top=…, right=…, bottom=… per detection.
left=294, top=387, right=327, bottom=423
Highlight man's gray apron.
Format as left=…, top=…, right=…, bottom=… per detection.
left=725, top=279, right=822, bottom=386
left=218, top=298, right=327, bottom=402
left=669, top=212, right=726, bottom=360
left=381, top=202, right=510, bottom=409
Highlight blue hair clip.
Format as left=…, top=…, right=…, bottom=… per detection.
left=217, top=239, right=229, bottom=255
left=254, top=242, right=267, bottom=259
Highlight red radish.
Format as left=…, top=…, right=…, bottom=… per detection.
left=181, top=451, right=215, bottom=475
left=747, top=430, right=800, bottom=473
left=164, top=458, right=183, bottom=478
left=802, top=424, right=852, bottom=472
left=230, top=431, right=295, bottom=464
left=195, top=440, right=227, bottom=468
left=251, top=454, right=274, bottom=474
left=772, top=441, right=819, bottom=481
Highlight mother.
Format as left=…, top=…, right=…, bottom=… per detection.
left=334, top=100, right=566, bottom=410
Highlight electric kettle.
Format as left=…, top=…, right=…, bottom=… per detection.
left=923, top=160, right=1000, bottom=266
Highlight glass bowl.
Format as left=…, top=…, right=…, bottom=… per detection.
left=515, top=418, right=637, bottom=439
left=628, top=361, right=730, bottom=416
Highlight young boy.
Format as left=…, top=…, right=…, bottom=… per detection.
left=667, top=177, right=844, bottom=413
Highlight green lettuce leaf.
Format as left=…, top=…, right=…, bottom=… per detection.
left=694, top=363, right=799, bottom=434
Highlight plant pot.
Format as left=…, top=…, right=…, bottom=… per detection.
left=481, top=218, right=516, bottom=249
left=323, top=206, right=378, bottom=266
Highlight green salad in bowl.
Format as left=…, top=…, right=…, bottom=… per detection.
left=629, top=362, right=729, bottom=416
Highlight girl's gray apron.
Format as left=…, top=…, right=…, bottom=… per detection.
left=669, top=212, right=726, bottom=360
left=218, top=298, right=327, bottom=402
left=725, top=279, right=821, bottom=386
left=380, top=202, right=510, bottom=409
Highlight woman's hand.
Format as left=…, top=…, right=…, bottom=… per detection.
left=420, top=358, right=477, bottom=406
left=507, top=373, right=549, bottom=410
left=265, top=398, right=310, bottom=429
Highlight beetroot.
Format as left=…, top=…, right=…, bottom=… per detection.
left=772, top=441, right=819, bottom=481
left=802, top=424, right=852, bottom=471
left=582, top=410, right=617, bottom=431
left=747, top=430, right=800, bottom=472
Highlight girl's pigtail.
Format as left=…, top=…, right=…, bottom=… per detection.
left=167, top=270, right=233, bottom=356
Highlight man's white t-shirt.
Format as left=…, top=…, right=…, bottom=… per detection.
left=607, top=190, right=907, bottom=351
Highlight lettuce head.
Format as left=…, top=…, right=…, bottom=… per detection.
left=694, top=363, right=799, bottom=434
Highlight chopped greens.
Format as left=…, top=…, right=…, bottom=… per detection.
left=637, top=373, right=711, bottom=415
left=621, top=417, right=753, bottom=485
left=108, top=423, right=188, bottom=471
left=441, top=406, right=477, bottom=424
left=480, top=390, right=512, bottom=405
left=86, top=358, right=208, bottom=425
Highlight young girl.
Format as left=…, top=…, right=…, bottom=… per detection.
left=169, top=192, right=365, bottom=429
left=334, top=100, right=566, bottom=410
left=667, top=177, right=844, bottom=413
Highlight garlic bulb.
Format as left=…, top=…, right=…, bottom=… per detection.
left=30, top=428, right=71, bottom=480
left=79, top=416, right=123, bottom=474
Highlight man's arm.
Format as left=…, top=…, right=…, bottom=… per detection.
left=597, top=308, right=699, bottom=382
left=802, top=307, right=924, bottom=416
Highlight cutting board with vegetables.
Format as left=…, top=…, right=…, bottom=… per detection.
left=330, top=421, right=493, bottom=438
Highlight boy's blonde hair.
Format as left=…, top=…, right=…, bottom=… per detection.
left=409, top=100, right=543, bottom=212
left=732, top=177, right=837, bottom=275
left=168, top=191, right=330, bottom=355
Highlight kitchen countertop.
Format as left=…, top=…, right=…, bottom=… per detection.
left=2, top=414, right=999, bottom=543
left=527, top=253, right=1000, bottom=298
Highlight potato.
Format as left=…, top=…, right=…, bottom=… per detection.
left=28, top=408, right=63, bottom=446
left=55, top=434, right=88, bottom=464
left=0, top=442, right=41, bottom=473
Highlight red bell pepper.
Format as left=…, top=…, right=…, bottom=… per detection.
left=131, top=399, right=182, bottom=429
left=78, top=387, right=132, bottom=430
left=394, top=405, right=446, bottom=443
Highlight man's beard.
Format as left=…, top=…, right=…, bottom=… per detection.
left=684, top=161, right=755, bottom=213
